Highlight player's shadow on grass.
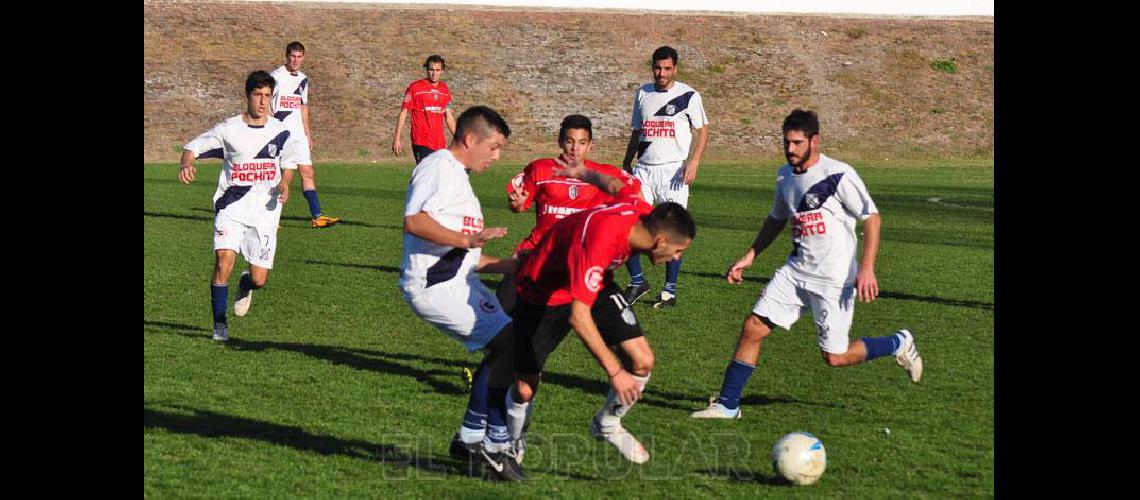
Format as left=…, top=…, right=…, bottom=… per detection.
left=186, top=208, right=400, bottom=230
left=680, top=270, right=993, bottom=310
left=143, top=321, right=466, bottom=395
left=696, top=467, right=791, bottom=485
left=304, top=260, right=403, bottom=275
left=144, top=404, right=459, bottom=476
left=144, top=211, right=214, bottom=223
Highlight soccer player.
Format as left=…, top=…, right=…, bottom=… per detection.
left=507, top=195, right=696, bottom=465
left=178, top=70, right=302, bottom=342
left=691, top=109, right=923, bottom=420
left=621, top=45, right=710, bottom=309
left=400, top=105, right=525, bottom=481
left=270, top=41, right=340, bottom=228
left=392, top=54, right=457, bottom=164
left=497, top=114, right=641, bottom=312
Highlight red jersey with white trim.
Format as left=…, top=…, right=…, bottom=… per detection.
left=506, top=159, right=641, bottom=254
left=183, top=114, right=301, bottom=226
left=515, top=197, right=652, bottom=307
left=402, top=79, right=452, bottom=150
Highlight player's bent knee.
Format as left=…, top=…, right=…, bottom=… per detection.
left=821, top=351, right=855, bottom=367
left=514, top=375, right=539, bottom=402
left=630, top=351, right=655, bottom=376
left=741, top=315, right=772, bottom=342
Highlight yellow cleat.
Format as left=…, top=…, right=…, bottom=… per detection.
left=311, top=214, right=340, bottom=228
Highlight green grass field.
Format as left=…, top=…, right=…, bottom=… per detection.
left=144, top=158, right=993, bottom=497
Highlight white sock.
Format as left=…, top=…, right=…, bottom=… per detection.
left=458, top=423, right=485, bottom=445
left=506, top=386, right=530, bottom=441
left=597, top=372, right=650, bottom=431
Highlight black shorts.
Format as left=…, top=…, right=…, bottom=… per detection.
left=512, top=283, right=644, bottom=375
left=412, top=144, right=437, bottom=164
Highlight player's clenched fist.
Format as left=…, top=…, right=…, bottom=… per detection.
left=178, top=164, right=196, bottom=184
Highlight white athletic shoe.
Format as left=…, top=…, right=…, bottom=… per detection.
left=233, top=271, right=253, bottom=317
left=895, top=329, right=923, bottom=383
left=590, top=416, right=649, bottom=464
left=212, top=322, right=229, bottom=342
left=690, top=396, right=742, bottom=419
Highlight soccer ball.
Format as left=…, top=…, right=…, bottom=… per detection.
left=771, top=432, right=827, bottom=485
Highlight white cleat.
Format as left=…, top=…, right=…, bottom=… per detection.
left=895, top=329, right=923, bottom=383
left=590, top=416, right=649, bottom=464
left=690, top=397, right=742, bottom=419
left=233, top=271, right=253, bottom=317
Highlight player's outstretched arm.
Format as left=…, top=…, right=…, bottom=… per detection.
left=477, top=254, right=517, bottom=274
left=569, top=300, right=641, bottom=406
left=553, top=158, right=627, bottom=196
left=178, top=150, right=197, bottom=184
left=728, top=216, right=787, bottom=284
left=404, top=211, right=508, bottom=249
left=856, top=213, right=881, bottom=303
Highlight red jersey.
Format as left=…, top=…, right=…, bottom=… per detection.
left=401, top=79, right=452, bottom=150
left=515, top=197, right=652, bottom=307
left=506, top=159, right=641, bottom=254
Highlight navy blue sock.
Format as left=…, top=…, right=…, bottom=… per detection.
left=303, top=189, right=321, bottom=218
left=627, top=256, right=645, bottom=285
left=461, top=357, right=490, bottom=434
left=861, top=334, right=903, bottom=361
left=716, top=359, right=756, bottom=410
left=664, top=257, right=682, bottom=294
left=485, top=387, right=511, bottom=448
left=210, top=283, right=228, bottom=325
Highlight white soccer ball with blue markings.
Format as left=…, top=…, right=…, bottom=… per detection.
left=771, top=432, right=827, bottom=485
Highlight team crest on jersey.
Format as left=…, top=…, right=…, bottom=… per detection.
left=267, top=143, right=278, bottom=157
left=803, top=193, right=821, bottom=210
left=584, top=266, right=605, bottom=293
left=568, top=184, right=580, bottom=199
left=479, top=298, right=498, bottom=313
left=665, top=104, right=676, bottom=115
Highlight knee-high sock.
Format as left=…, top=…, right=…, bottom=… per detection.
left=626, top=255, right=645, bottom=285
left=458, top=356, right=491, bottom=444
left=716, top=360, right=755, bottom=410
left=211, top=283, right=228, bottom=325
left=506, top=385, right=531, bottom=441
left=303, top=189, right=322, bottom=219
left=664, top=257, right=682, bottom=295
left=483, top=386, right=511, bottom=453
left=596, top=373, right=650, bottom=431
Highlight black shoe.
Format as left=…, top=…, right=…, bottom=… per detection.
left=652, top=293, right=676, bottom=309
left=622, top=282, right=651, bottom=304
left=478, top=447, right=527, bottom=482
left=449, top=432, right=482, bottom=461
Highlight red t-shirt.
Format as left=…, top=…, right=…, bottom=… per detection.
left=506, top=159, right=641, bottom=254
left=515, top=197, right=652, bottom=307
left=401, top=79, right=452, bottom=150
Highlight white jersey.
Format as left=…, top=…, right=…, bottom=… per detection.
left=769, top=154, right=878, bottom=287
left=183, top=114, right=301, bottom=226
left=630, top=81, right=708, bottom=165
left=400, top=149, right=486, bottom=294
left=269, top=65, right=309, bottom=133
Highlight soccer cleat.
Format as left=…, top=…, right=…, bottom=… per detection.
left=233, top=271, right=253, bottom=317
left=212, top=322, right=229, bottom=342
left=477, top=447, right=527, bottom=482
left=311, top=214, right=340, bottom=228
left=690, top=396, right=742, bottom=419
left=895, top=329, right=924, bottom=383
left=448, top=432, right=483, bottom=461
left=622, top=282, right=651, bottom=304
left=652, top=291, right=676, bottom=309
left=590, top=416, right=650, bottom=464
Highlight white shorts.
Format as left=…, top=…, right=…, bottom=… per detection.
left=291, top=130, right=313, bottom=166
left=752, top=267, right=856, bottom=354
left=403, top=277, right=512, bottom=352
left=632, top=160, right=689, bottom=207
left=213, top=210, right=279, bottom=269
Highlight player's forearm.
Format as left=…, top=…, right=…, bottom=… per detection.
left=570, top=301, right=624, bottom=377
left=393, top=110, right=408, bottom=141
left=859, top=213, right=881, bottom=271
left=280, top=168, right=295, bottom=186
left=750, top=216, right=786, bottom=254
left=446, top=109, right=457, bottom=135
left=301, top=106, right=312, bottom=137
left=578, top=170, right=625, bottom=196
left=477, top=254, right=516, bottom=274
left=689, top=126, right=709, bottom=163
left=404, top=211, right=470, bottom=248
left=622, top=130, right=641, bottom=169
left=180, top=149, right=196, bottom=168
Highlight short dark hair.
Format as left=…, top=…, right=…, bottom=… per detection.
left=782, top=109, right=820, bottom=138
left=245, top=70, right=276, bottom=96
left=652, top=46, right=678, bottom=65
left=644, top=202, right=696, bottom=241
left=424, top=54, right=446, bottom=70
left=285, top=41, right=305, bottom=55
left=558, top=114, right=593, bottom=142
left=454, top=106, right=511, bottom=143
